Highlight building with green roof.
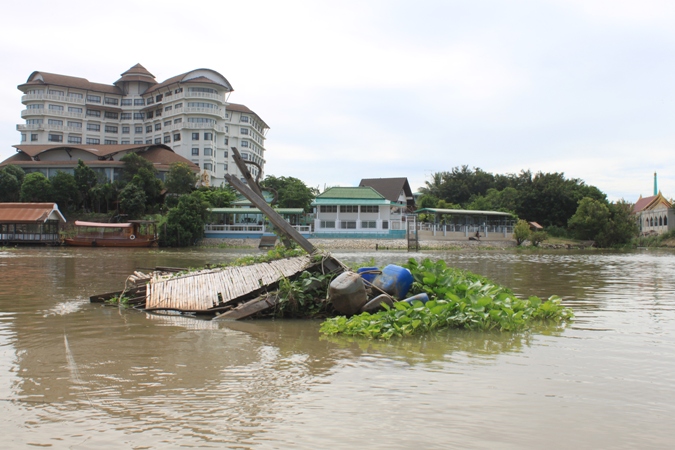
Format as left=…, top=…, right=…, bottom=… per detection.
left=311, top=186, right=405, bottom=238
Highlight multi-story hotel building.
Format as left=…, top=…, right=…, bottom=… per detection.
left=15, top=64, right=268, bottom=186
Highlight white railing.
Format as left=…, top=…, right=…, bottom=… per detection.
left=22, top=109, right=84, bottom=119
left=184, top=107, right=224, bottom=117
left=417, top=223, right=515, bottom=235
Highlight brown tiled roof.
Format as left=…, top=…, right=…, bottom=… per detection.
left=227, top=103, right=269, bottom=129
left=145, top=69, right=234, bottom=94
left=19, top=71, right=122, bottom=95
left=359, top=178, right=414, bottom=205
left=120, top=63, right=155, bottom=78
left=633, top=193, right=672, bottom=213
left=3, top=144, right=198, bottom=172
left=114, top=63, right=157, bottom=86
left=0, top=203, right=66, bottom=224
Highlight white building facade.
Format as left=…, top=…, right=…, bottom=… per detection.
left=16, top=64, right=268, bottom=187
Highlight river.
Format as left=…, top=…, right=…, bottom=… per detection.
left=0, top=247, right=674, bottom=449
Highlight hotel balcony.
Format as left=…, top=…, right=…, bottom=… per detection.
left=21, top=109, right=84, bottom=119
left=21, top=93, right=85, bottom=104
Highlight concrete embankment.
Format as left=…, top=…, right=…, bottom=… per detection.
left=200, top=238, right=518, bottom=250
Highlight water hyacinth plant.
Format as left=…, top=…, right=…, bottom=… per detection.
left=320, top=258, right=573, bottom=340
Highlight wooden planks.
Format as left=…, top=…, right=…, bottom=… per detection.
left=145, top=255, right=312, bottom=311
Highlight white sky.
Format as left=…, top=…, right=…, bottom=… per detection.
left=1, top=0, right=674, bottom=202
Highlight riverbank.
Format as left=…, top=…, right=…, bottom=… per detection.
left=200, top=237, right=518, bottom=250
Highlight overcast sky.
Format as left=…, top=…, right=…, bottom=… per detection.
left=1, top=0, right=674, bottom=202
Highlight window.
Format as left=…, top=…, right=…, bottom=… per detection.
left=154, top=123, right=161, bottom=131
left=68, top=106, right=83, bottom=113
left=121, top=113, right=131, bottom=120
left=165, top=105, right=172, bottom=111
left=122, top=126, right=130, bottom=134
left=86, top=138, right=100, bottom=144
left=135, top=126, right=143, bottom=133
left=174, top=118, right=182, bottom=124
left=31, top=134, right=38, bottom=141
left=155, top=109, right=162, bottom=117
left=340, top=205, right=358, bottom=213
left=145, top=139, right=152, bottom=144
left=104, top=97, right=119, bottom=105
left=105, top=125, right=118, bottom=133
left=146, top=125, right=152, bottom=133
left=192, top=148, right=199, bottom=155
left=27, top=104, right=44, bottom=109
left=204, top=148, right=212, bottom=156
left=146, top=97, right=154, bottom=105
left=165, top=91, right=172, bottom=97
left=163, top=135, right=171, bottom=143
left=382, top=221, right=389, bottom=229
left=361, top=221, right=377, bottom=229
left=155, top=94, right=163, bottom=102
left=68, top=92, right=83, bottom=99
left=26, top=119, right=43, bottom=124
left=104, top=111, right=119, bottom=119
left=320, top=221, right=336, bottom=229
left=48, top=119, right=63, bottom=125
left=48, top=89, right=64, bottom=96
left=134, top=98, right=145, bottom=106
left=224, top=137, right=228, bottom=145
left=121, top=99, right=132, bottom=106
left=121, top=140, right=130, bottom=144
left=241, top=128, right=249, bottom=135
left=223, top=150, right=228, bottom=158
left=241, top=140, right=249, bottom=147
left=175, top=88, right=183, bottom=94
left=187, top=117, right=214, bottom=124
left=68, top=136, right=82, bottom=144
left=192, top=133, right=199, bottom=140
left=48, top=134, right=63, bottom=142
left=173, top=133, right=181, bottom=141
left=204, top=132, right=213, bottom=140
left=163, top=121, right=171, bottom=128
left=133, top=112, right=145, bottom=120
left=87, top=124, right=100, bottom=131
left=361, top=205, right=378, bottom=213
left=20, top=134, right=26, bottom=142
left=154, top=138, right=161, bottom=144
left=340, top=221, right=357, bottom=229
left=204, top=163, right=212, bottom=170
left=48, top=104, right=64, bottom=111
left=67, top=121, right=82, bottom=128
left=320, top=205, right=337, bottom=213
left=86, top=109, right=101, bottom=117
left=175, top=102, right=182, bottom=108
left=188, top=102, right=216, bottom=109
left=134, top=140, right=143, bottom=144
left=241, top=116, right=249, bottom=123
left=104, top=139, right=118, bottom=144
left=189, top=87, right=216, bottom=94
left=87, top=95, right=101, bottom=103
left=147, top=111, right=154, bottom=119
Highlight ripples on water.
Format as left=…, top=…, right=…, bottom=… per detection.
left=0, top=247, right=674, bottom=448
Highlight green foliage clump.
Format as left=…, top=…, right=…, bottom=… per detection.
left=261, top=175, right=318, bottom=211
left=513, top=219, right=530, bottom=245
left=529, top=231, right=548, bottom=247
left=320, top=258, right=573, bottom=340
left=20, top=172, right=53, bottom=202
left=159, top=192, right=210, bottom=247
left=165, top=162, right=198, bottom=195
left=275, top=271, right=336, bottom=318
left=0, top=165, right=23, bottom=202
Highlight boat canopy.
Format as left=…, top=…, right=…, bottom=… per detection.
left=74, top=221, right=133, bottom=228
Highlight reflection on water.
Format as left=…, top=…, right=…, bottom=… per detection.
left=0, top=247, right=674, bottom=448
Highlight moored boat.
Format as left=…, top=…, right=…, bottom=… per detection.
left=64, top=220, right=158, bottom=247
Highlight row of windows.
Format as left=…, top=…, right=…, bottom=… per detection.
left=319, top=221, right=384, bottom=229
left=191, top=148, right=213, bottom=156
left=319, top=205, right=381, bottom=213
left=646, top=216, right=668, bottom=227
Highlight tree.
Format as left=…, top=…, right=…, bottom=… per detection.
left=74, top=160, right=98, bottom=210
left=0, top=168, right=22, bottom=202
left=417, top=194, right=439, bottom=209
left=568, top=197, right=610, bottom=241
left=90, top=183, right=116, bottom=213
left=595, top=200, right=639, bottom=247
left=3, top=165, right=25, bottom=184
left=50, top=171, right=80, bottom=212
left=165, top=162, right=198, bottom=195
left=20, top=172, right=53, bottom=202
left=118, top=183, right=147, bottom=219
left=159, top=193, right=210, bottom=247
left=194, top=186, right=236, bottom=207
left=261, top=175, right=318, bottom=211
left=514, top=219, right=531, bottom=246
left=120, top=152, right=155, bottom=183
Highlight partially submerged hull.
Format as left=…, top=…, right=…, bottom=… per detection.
left=64, top=237, right=157, bottom=247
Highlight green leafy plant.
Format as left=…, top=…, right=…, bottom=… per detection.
left=320, top=258, right=573, bottom=340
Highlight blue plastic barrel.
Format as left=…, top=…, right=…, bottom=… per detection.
left=371, top=264, right=414, bottom=299
left=356, top=267, right=380, bottom=285
left=402, top=293, right=430, bottom=305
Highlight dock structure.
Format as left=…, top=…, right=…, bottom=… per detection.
left=145, top=255, right=314, bottom=312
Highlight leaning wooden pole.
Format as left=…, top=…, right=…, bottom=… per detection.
left=224, top=174, right=317, bottom=254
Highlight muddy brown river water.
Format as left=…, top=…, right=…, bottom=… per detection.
left=0, top=247, right=674, bottom=449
